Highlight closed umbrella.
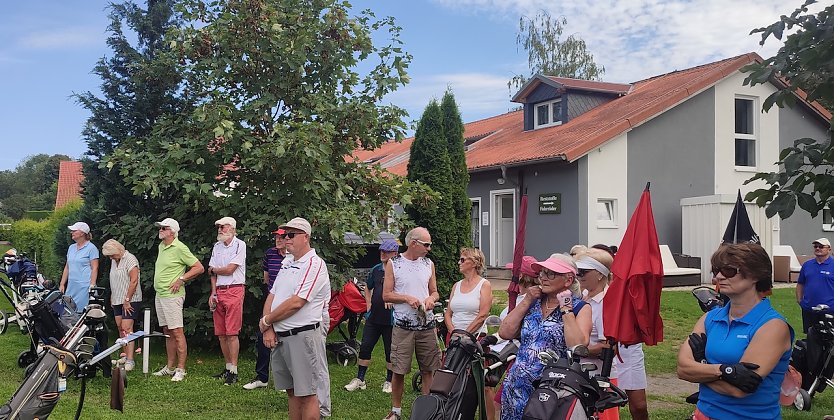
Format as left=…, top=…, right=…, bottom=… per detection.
left=603, top=183, right=664, bottom=346
left=722, top=190, right=760, bottom=244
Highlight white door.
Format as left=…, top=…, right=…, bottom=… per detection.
left=491, top=190, right=516, bottom=266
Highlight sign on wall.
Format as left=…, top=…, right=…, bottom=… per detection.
left=539, top=193, right=561, bottom=214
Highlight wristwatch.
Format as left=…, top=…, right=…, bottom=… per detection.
left=179, top=276, right=187, bottom=284
left=560, top=308, right=572, bottom=315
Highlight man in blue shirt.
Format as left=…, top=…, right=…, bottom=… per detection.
left=242, top=228, right=286, bottom=390
left=796, top=238, right=834, bottom=333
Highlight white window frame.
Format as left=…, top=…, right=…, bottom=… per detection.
left=596, top=198, right=618, bottom=229
left=823, top=206, right=834, bottom=232
left=534, top=99, right=563, bottom=129
left=470, top=197, right=482, bottom=249
left=734, top=96, right=758, bottom=170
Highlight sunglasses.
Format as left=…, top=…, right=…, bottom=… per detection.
left=159, top=227, right=171, bottom=231
left=414, top=239, right=432, bottom=248
left=577, top=268, right=592, bottom=277
left=710, top=266, right=739, bottom=278
left=814, top=244, right=829, bottom=249
left=278, top=232, right=305, bottom=239
left=458, top=257, right=469, bottom=263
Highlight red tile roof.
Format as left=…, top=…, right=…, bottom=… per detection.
left=355, top=52, right=831, bottom=175
left=55, top=161, right=84, bottom=209
left=544, top=76, right=632, bottom=95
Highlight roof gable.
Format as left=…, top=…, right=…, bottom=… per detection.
left=512, top=74, right=631, bottom=103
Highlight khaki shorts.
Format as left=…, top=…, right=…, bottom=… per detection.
left=155, top=295, right=184, bottom=329
left=270, top=329, right=324, bottom=396
left=390, top=326, right=441, bottom=375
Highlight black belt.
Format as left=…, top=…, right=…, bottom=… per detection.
left=216, top=284, right=244, bottom=290
left=276, top=323, right=320, bottom=337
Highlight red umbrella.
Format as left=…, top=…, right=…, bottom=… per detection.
left=507, top=193, right=529, bottom=311
left=603, top=183, right=664, bottom=346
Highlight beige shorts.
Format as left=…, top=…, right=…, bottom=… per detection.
left=155, top=295, right=184, bottom=329
left=390, top=326, right=441, bottom=375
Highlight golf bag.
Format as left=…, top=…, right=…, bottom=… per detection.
left=521, top=346, right=627, bottom=420
left=410, top=330, right=487, bottom=420
left=0, top=346, right=77, bottom=420
left=789, top=304, right=834, bottom=408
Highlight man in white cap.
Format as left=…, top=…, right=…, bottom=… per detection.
left=259, top=217, right=331, bottom=419
left=208, top=216, right=247, bottom=385
left=797, top=237, right=834, bottom=333
left=152, top=217, right=205, bottom=382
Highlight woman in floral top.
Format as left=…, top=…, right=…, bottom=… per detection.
left=498, top=254, right=592, bottom=420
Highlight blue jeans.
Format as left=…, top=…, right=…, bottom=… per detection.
left=255, top=330, right=270, bottom=382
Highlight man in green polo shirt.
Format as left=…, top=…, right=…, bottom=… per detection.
left=151, top=218, right=205, bottom=382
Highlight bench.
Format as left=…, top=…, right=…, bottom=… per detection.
left=660, top=245, right=701, bottom=287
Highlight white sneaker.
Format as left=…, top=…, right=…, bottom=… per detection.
left=344, top=378, right=366, bottom=391
left=171, top=368, right=186, bottom=382
left=382, top=381, right=392, bottom=393
left=153, top=366, right=175, bottom=376
left=112, top=356, right=127, bottom=366
left=124, top=360, right=135, bottom=372
left=243, top=379, right=268, bottom=390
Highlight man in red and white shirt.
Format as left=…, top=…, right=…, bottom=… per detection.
left=259, top=217, right=331, bottom=420
left=208, top=216, right=247, bottom=385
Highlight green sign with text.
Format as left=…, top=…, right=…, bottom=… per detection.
left=539, top=193, right=561, bottom=214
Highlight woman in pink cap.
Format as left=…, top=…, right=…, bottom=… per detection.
left=497, top=254, right=592, bottom=420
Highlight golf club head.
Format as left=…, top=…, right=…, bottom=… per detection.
left=79, top=336, right=98, bottom=347
left=76, top=343, right=94, bottom=355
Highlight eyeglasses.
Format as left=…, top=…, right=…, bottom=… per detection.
left=459, top=257, right=469, bottom=263
left=414, top=239, right=432, bottom=248
left=711, top=266, right=739, bottom=278
left=539, top=269, right=567, bottom=280
left=278, top=232, right=305, bottom=239
left=159, top=227, right=171, bottom=231
left=814, top=244, right=829, bottom=249
left=577, top=269, right=592, bottom=277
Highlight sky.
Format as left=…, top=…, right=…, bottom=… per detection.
left=0, top=0, right=815, bottom=171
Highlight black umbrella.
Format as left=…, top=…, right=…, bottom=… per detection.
left=722, top=190, right=760, bottom=244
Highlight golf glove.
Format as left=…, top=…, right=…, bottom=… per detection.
left=688, top=332, right=707, bottom=363
left=719, top=362, right=762, bottom=393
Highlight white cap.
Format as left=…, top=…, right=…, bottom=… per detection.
left=67, top=222, right=90, bottom=234
left=813, top=238, right=831, bottom=247
left=154, top=218, right=180, bottom=233
left=278, top=217, right=312, bottom=235
left=214, top=216, right=237, bottom=229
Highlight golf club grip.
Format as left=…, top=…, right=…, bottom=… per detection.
left=600, top=346, right=614, bottom=377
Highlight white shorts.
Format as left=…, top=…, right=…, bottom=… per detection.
left=615, top=343, right=647, bottom=390
left=155, top=295, right=184, bottom=329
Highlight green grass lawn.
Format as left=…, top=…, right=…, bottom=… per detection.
left=0, top=287, right=833, bottom=419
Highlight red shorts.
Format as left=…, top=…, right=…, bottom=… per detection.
left=213, top=285, right=244, bottom=336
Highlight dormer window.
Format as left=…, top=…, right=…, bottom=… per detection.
left=534, top=99, right=562, bottom=129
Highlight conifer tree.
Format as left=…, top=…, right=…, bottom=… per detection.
left=441, top=90, right=472, bottom=254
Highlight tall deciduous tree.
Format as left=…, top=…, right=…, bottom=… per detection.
left=742, top=0, right=834, bottom=219
left=0, top=154, right=71, bottom=220
left=509, top=11, right=605, bottom=93
left=407, top=100, right=457, bottom=295
left=105, top=0, right=428, bottom=338
left=440, top=90, right=472, bottom=255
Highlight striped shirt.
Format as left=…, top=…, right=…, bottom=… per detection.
left=269, top=248, right=331, bottom=331
left=262, top=247, right=285, bottom=290
left=108, top=251, right=142, bottom=305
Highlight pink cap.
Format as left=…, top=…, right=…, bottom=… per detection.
left=532, top=256, right=577, bottom=275
left=505, top=256, right=539, bottom=277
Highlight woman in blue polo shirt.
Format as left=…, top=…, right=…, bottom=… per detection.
left=59, top=222, right=100, bottom=313
left=677, top=243, right=793, bottom=420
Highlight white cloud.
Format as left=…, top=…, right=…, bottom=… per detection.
left=430, top=0, right=818, bottom=83
left=18, top=26, right=101, bottom=50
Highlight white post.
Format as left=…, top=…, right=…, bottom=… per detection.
left=143, top=308, right=150, bottom=374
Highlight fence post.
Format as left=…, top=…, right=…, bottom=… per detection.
left=143, top=308, right=150, bottom=374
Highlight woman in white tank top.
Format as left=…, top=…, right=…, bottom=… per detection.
left=445, top=248, right=493, bottom=336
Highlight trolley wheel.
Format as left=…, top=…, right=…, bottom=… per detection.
left=412, top=371, right=422, bottom=392
left=0, top=310, right=7, bottom=335
left=794, top=388, right=812, bottom=411
left=336, top=347, right=358, bottom=367
left=22, top=362, right=37, bottom=379
left=18, top=350, right=37, bottom=368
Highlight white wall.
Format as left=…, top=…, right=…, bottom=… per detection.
left=585, top=132, right=628, bottom=247
left=713, top=71, right=780, bottom=195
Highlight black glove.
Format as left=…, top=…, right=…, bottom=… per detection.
left=719, top=362, right=762, bottom=393
left=688, top=333, right=707, bottom=363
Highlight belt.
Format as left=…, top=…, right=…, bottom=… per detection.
left=276, top=323, right=320, bottom=337
left=216, top=284, right=244, bottom=290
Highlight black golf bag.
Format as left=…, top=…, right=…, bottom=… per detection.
left=0, top=346, right=77, bottom=420
left=410, top=329, right=486, bottom=420
left=790, top=306, right=834, bottom=394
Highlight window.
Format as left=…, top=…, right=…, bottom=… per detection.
left=596, top=199, right=617, bottom=228
left=824, top=207, right=834, bottom=232
left=470, top=198, right=481, bottom=248
left=534, top=99, right=563, bottom=129
left=734, top=98, right=757, bottom=167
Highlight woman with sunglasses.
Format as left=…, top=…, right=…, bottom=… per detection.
left=677, top=243, right=793, bottom=420
left=498, top=254, right=592, bottom=420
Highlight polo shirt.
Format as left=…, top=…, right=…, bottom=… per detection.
left=797, top=256, right=834, bottom=311
left=262, top=247, right=284, bottom=290
left=697, top=298, right=793, bottom=420
left=154, top=238, right=199, bottom=298
left=66, top=240, right=99, bottom=285
left=269, top=248, right=330, bottom=331
left=209, top=236, right=246, bottom=286
left=582, top=286, right=617, bottom=377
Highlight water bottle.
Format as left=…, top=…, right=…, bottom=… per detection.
left=209, top=295, right=217, bottom=312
